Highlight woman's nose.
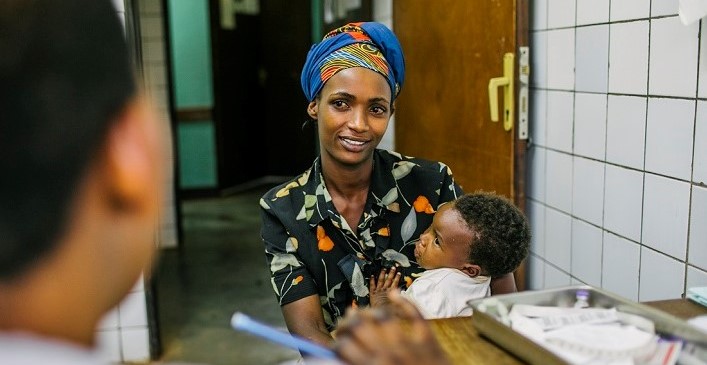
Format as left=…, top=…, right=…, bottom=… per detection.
left=348, top=108, right=369, bottom=132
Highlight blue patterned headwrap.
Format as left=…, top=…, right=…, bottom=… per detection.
left=300, top=22, right=405, bottom=102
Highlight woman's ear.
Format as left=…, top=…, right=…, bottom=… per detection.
left=390, top=100, right=396, bottom=116
left=307, top=100, right=318, bottom=120
left=459, top=263, right=482, bottom=278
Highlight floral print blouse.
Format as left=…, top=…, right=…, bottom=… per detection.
left=259, top=149, right=462, bottom=330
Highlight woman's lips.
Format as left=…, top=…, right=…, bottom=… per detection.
left=340, top=137, right=368, bottom=152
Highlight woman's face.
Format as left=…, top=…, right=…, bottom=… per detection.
left=308, top=67, right=392, bottom=168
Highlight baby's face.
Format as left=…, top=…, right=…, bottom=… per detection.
left=414, top=202, right=473, bottom=271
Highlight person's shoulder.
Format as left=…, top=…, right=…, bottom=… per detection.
left=259, top=168, right=314, bottom=210
left=0, top=332, right=104, bottom=365
left=376, top=149, right=453, bottom=175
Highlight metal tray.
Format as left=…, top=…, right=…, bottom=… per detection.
left=467, top=285, right=707, bottom=365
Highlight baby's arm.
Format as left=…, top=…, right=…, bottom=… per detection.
left=369, top=266, right=401, bottom=307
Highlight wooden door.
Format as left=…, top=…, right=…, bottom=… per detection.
left=394, top=0, right=529, bottom=289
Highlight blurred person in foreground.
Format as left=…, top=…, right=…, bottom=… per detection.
left=0, top=0, right=165, bottom=363
left=0, top=1, right=451, bottom=364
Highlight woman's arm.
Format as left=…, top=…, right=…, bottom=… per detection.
left=281, top=294, right=334, bottom=347
left=490, top=272, right=517, bottom=295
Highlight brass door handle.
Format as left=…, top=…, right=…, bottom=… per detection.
left=488, top=53, right=515, bottom=131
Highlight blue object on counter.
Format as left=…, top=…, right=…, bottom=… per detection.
left=230, top=311, right=338, bottom=360
left=687, top=287, right=707, bottom=308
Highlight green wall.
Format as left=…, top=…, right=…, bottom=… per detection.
left=168, top=0, right=217, bottom=189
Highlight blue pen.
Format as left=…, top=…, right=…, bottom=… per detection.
left=230, top=311, right=338, bottom=360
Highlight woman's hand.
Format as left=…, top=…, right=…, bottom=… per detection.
left=334, top=290, right=452, bottom=365
left=369, top=266, right=401, bottom=307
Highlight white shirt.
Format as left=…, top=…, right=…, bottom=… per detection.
left=0, top=332, right=105, bottom=365
left=402, top=268, right=490, bottom=319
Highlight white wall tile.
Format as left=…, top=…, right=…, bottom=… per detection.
left=119, top=292, right=148, bottom=327
left=651, top=0, right=679, bottom=16
left=96, top=330, right=122, bottom=364
left=689, top=185, right=707, bottom=270
left=604, top=165, right=643, bottom=241
left=97, top=308, right=119, bottom=330
left=112, top=0, right=125, bottom=12
left=606, top=95, right=647, bottom=169
left=609, top=21, right=649, bottom=95
left=602, top=232, right=640, bottom=301
left=700, top=22, right=707, bottom=98
left=687, top=266, right=707, bottom=289
left=532, top=0, right=548, bottom=30
left=611, top=0, right=650, bottom=21
left=694, top=101, right=707, bottom=184
left=642, top=174, right=690, bottom=259
left=574, top=93, right=607, bottom=160
left=545, top=263, right=572, bottom=288
left=117, top=12, right=125, bottom=32
left=140, top=0, right=162, bottom=14
left=649, top=17, right=699, bottom=98
left=547, top=29, right=575, bottom=90
left=139, top=17, right=163, bottom=39
left=639, top=248, right=686, bottom=301
left=546, top=150, right=573, bottom=212
left=380, top=114, right=394, bottom=151
left=130, top=274, right=145, bottom=292
left=545, top=208, right=572, bottom=271
left=546, top=91, right=574, bottom=153
left=531, top=32, right=548, bottom=89
left=575, top=25, right=609, bottom=93
left=531, top=89, right=547, bottom=147
left=121, top=327, right=151, bottom=363
left=547, top=0, right=576, bottom=28
left=645, top=98, right=695, bottom=180
left=576, top=0, right=609, bottom=25
left=572, top=157, right=605, bottom=225
left=571, top=219, right=603, bottom=286
left=372, top=0, right=392, bottom=21
left=528, top=147, right=546, bottom=201
left=143, top=40, right=165, bottom=63
left=528, top=200, right=546, bottom=256
left=528, top=254, right=546, bottom=290
left=377, top=18, right=392, bottom=30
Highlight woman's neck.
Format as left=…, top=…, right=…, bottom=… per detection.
left=320, top=156, right=373, bottom=198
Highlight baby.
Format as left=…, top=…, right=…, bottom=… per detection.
left=369, top=191, right=531, bottom=319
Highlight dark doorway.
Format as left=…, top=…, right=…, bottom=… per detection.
left=208, top=1, right=318, bottom=192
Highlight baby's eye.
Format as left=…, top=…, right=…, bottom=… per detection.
left=433, top=237, right=440, bottom=246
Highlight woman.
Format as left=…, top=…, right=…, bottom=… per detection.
left=259, top=21, right=516, bottom=346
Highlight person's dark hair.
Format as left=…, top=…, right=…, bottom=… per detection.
left=454, top=192, right=531, bottom=278
left=0, top=0, right=136, bottom=280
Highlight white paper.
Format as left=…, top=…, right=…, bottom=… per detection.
left=679, top=0, right=707, bottom=25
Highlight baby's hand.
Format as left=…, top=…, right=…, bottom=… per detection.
left=369, top=266, right=401, bottom=307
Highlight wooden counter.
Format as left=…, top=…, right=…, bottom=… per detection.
left=429, top=316, right=524, bottom=364
left=428, top=299, right=707, bottom=365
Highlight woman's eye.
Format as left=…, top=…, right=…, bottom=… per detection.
left=332, top=100, right=348, bottom=109
left=370, top=105, right=387, bottom=115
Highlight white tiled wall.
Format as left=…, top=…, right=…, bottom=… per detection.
left=138, top=0, right=179, bottom=250
left=528, top=0, right=707, bottom=302
left=374, top=0, right=395, bottom=151
left=97, top=0, right=177, bottom=362
left=97, top=277, right=150, bottom=363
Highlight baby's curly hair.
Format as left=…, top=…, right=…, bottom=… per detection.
left=454, top=191, right=531, bottom=278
